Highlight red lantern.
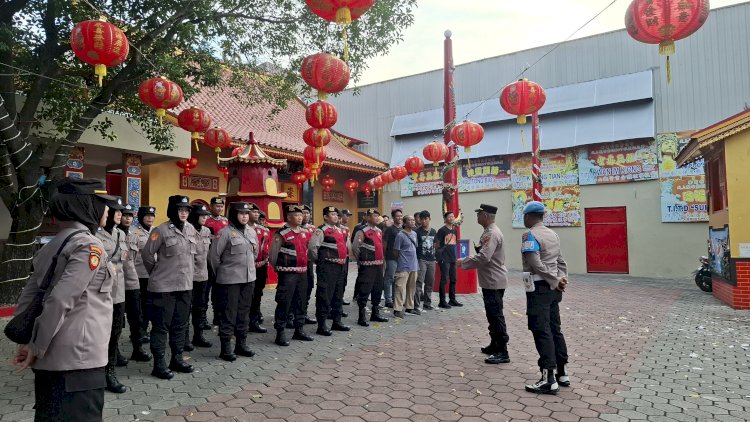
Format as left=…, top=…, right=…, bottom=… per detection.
left=380, top=170, right=394, bottom=185
left=626, top=0, right=710, bottom=83
left=499, top=79, right=546, bottom=125
left=217, top=164, right=229, bottom=181
left=404, top=156, right=425, bottom=179
left=178, top=107, right=212, bottom=151
left=305, top=0, right=375, bottom=24
left=303, top=128, right=333, bottom=148
left=139, top=76, right=183, bottom=123
left=301, top=53, right=350, bottom=99
left=203, top=127, right=233, bottom=154
left=306, top=101, right=338, bottom=129
left=291, top=171, right=308, bottom=189
left=372, top=175, right=384, bottom=189
left=451, top=120, right=485, bottom=153
left=303, top=145, right=327, bottom=169
left=176, top=156, right=198, bottom=176
left=344, top=178, right=359, bottom=194
left=320, top=174, right=336, bottom=192
left=390, top=166, right=408, bottom=181
left=363, top=185, right=372, bottom=197
left=423, top=141, right=449, bottom=166
left=70, top=19, right=129, bottom=86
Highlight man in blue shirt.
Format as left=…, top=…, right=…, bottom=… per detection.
left=392, top=214, right=419, bottom=319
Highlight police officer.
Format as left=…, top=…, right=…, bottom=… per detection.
left=258, top=211, right=267, bottom=228
left=457, top=204, right=511, bottom=364
left=204, top=196, right=229, bottom=328
left=142, top=195, right=197, bottom=379
left=210, top=202, right=258, bottom=361
left=337, top=209, right=353, bottom=308
left=120, top=204, right=152, bottom=362
left=248, top=203, right=272, bottom=333
left=186, top=204, right=213, bottom=351
left=521, top=201, right=570, bottom=395
left=309, top=206, right=352, bottom=336
left=300, top=204, right=317, bottom=325
left=133, top=205, right=156, bottom=343
left=96, top=197, right=129, bottom=393
left=270, top=204, right=314, bottom=346
left=352, top=209, right=389, bottom=327
left=12, top=178, right=117, bottom=421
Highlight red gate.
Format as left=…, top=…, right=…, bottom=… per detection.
left=585, top=207, right=629, bottom=274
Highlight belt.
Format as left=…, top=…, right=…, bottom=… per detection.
left=359, top=260, right=383, bottom=266
left=324, top=258, right=346, bottom=265
left=533, top=277, right=546, bottom=283
left=275, top=266, right=307, bottom=273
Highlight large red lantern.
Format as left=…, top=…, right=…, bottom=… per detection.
left=139, top=76, right=183, bottom=123
left=305, top=0, right=375, bottom=24
left=363, top=185, right=372, bottom=197
left=626, top=0, right=710, bottom=83
left=177, top=107, right=212, bottom=150
left=380, top=170, right=394, bottom=185
left=203, top=127, right=233, bottom=154
left=344, top=178, right=359, bottom=195
left=404, top=156, right=425, bottom=179
left=372, top=175, right=384, bottom=189
left=303, top=145, right=327, bottom=171
left=301, top=53, right=350, bottom=99
left=70, top=19, right=129, bottom=86
left=303, top=128, right=333, bottom=148
left=306, top=101, right=338, bottom=129
left=176, top=156, right=198, bottom=176
left=390, top=166, right=408, bottom=182
left=320, top=174, right=336, bottom=192
left=423, top=141, right=449, bottom=166
left=500, top=79, right=546, bottom=125
left=451, top=120, right=485, bottom=153
left=291, top=171, right=308, bottom=189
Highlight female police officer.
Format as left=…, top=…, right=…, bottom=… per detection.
left=12, top=178, right=118, bottom=421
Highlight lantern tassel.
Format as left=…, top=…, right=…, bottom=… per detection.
left=520, top=128, right=527, bottom=148
left=342, top=26, right=349, bottom=62
left=666, top=56, right=672, bottom=85
left=94, top=64, right=106, bottom=87
left=317, top=91, right=328, bottom=101
left=156, top=108, right=165, bottom=126
left=517, top=115, right=527, bottom=125
left=194, top=138, right=200, bottom=151
left=336, top=7, right=353, bottom=25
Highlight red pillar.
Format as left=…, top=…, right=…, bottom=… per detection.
left=531, top=112, right=542, bottom=201
left=443, top=30, right=461, bottom=237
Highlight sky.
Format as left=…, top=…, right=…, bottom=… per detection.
left=358, top=0, right=747, bottom=86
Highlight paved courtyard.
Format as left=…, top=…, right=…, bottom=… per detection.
left=1, top=267, right=749, bottom=422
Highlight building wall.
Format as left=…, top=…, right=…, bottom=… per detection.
left=725, top=131, right=750, bottom=257
left=310, top=168, right=380, bottom=231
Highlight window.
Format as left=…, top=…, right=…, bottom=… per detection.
left=707, top=153, right=727, bottom=213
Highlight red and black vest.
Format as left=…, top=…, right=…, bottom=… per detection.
left=359, top=225, right=384, bottom=263
left=318, top=224, right=348, bottom=263
left=253, top=224, right=271, bottom=266
left=276, top=225, right=309, bottom=272
left=204, top=216, right=229, bottom=237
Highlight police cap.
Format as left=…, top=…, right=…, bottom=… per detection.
left=366, top=208, right=380, bottom=216
left=210, top=197, right=225, bottom=205
left=474, top=204, right=498, bottom=215
left=323, top=206, right=339, bottom=216
left=192, top=204, right=211, bottom=215
left=122, top=204, right=136, bottom=215
left=230, top=202, right=251, bottom=212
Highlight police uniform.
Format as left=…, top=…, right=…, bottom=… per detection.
left=12, top=179, right=116, bottom=421
left=142, top=195, right=197, bottom=379
left=337, top=208, right=353, bottom=308
left=204, top=197, right=229, bottom=328
left=132, top=205, right=156, bottom=340
left=459, top=204, right=511, bottom=364
left=301, top=204, right=318, bottom=325
left=521, top=201, right=569, bottom=395
left=186, top=204, right=213, bottom=351
left=352, top=209, right=389, bottom=326
left=209, top=202, right=258, bottom=360
left=121, top=204, right=152, bottom=363
left=270, top=204, right=313, bottom=346
left=248, top=203, right=272, bottom=333
left=308, top=206, right=352, bottom=336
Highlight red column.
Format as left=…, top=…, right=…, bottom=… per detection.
left=531, top=112, right=542, bottom=201
left=443, top=30, right=461, bottom=237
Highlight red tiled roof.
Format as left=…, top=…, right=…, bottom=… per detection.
left=176, top=85, right=386, bottom=173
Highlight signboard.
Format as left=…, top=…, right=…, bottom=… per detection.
left=357, top=190, right=379, bottom=208
left=322, top=190, right=344, bottom=203
left=400, top=156, right=511, bottom=197
left=657, top=133, right=708, bottom=223
left=400, top=166, right=444, bottom=197
left=577, top=140, right=658, bottom=185
left=280, top=182, right=300, bottom=202
left=708, top=226, right=731, bottom=281
left=179, top=174, right=220, bottom=192
left=391, top=201, right=404, bottom=211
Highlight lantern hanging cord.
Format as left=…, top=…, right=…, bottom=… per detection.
left=0, top=62, right=82, bottom=89
left=447, top=0, right=621, bottom=130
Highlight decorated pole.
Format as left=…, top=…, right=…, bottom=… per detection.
left=531, top=111, right=542, bottom=202
left=443, top=30, right=460, bottom=237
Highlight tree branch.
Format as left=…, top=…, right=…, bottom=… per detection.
left=0, top=0, right=29, bottom=21
left=192, top=12, right=301, bottom=25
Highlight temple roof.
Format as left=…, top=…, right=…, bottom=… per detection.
left=218, top=132, right=287, bottom=168
left=677, top=108, right=750, bottom=166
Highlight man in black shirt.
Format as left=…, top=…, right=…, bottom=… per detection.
left=382, top=209, right=403, bottom=308
left=415, top=210, right=437, bottom=311
left=435, top=211, right=463, bottom=308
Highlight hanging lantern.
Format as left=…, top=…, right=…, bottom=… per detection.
left=303, top=145, right=327, bottom=171
left=203, top=127, right=233, bottom=155
left=451, top=120, right=485, bottom=153
left=303, top=127, right=333, bottom=149
left=423, top=141, right=449, bottom=166
left=291, top=171, right=308, bottom=189
left=372, top=175, right=384, bottom=189
left=320, top=174, right=336, bottom=192
left=306, top=101, right=338, bottom=129
left=177, top=107, right=212, bottom=150
left=301, top=53, right=350, bottom=100
left=305, top=0, right=375, bottom=24
left=70, top=19, right=129, bottom=86
left=138, top=76, right=183, bottom=124
left=363, top=185, right=372, bottom=197
left=625, top=0, right=710, bottom=83
left=390, top=166, right=408, bottom=182
left=380, top=170, right=395, bottom=186
left=217, top=164, right=229, bottom=181
left=344, top=178, right=359, bottom=195
left=176, top=156, right=198, bottom=176
left=404, top=156, right=425, bottom=179
left=499, top=79, right=546, bottom=125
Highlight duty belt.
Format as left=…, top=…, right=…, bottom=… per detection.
left=255, top=259, right=268, bottom=268
left=324, top=258, right=346, bottom=265
left=359, top=260, right=383, bottom=266
left=275, top=266, right=307, bottom=273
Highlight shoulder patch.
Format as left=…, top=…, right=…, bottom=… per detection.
left=90, top=245, right=104, bottom=256
left=89, top=246, right=101, bottom=270
left=521, top=231, right=540, bottom=253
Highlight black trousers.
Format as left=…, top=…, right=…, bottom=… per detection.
left=148, top=290, right=191, bottom=358
left=33, top=368, right=105, bottom=422
left=438, top=261, right=457, bottom=301
left=215, top=282, right=254, bottom=339
left=108, top=302, right=125, bottom=365
left=249, top=265, right=268, bottom=323
left=274, top=272, right=307, bottom=330
left=304, top=262, right=315, bottom=315
left=139, top=278, right=150, bottom=333
left=527, top=281, right=568, bottom=370
left=315, top=261, right=345, bottom=322
left=208, top=265, right=218, bottom=325
left=125, top=289, right=146, bottom=344
left=191, top=280, right=209, bottom=329
left=354, top=264, right=384, bottom=308
left=482, top=288, right=510, bottom=349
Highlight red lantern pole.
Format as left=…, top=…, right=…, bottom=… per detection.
left=531, top=112, right=542, bottom=202
left=443, top=30, right=460, bottom=238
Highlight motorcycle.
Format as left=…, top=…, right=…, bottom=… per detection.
left=693, top=256, right=712, bottom=292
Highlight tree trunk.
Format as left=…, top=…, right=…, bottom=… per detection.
left=0, top=189, right=43, bottom=305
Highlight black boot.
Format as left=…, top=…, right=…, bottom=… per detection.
left=481, top=334, right=500, bottom=355
left=151, top=354, right=174, bottom=380
left=130, top=343, right=152, bottom=362
left=169, top=354, right=194, bottom=373
left=316, top=321, right=332, bottom=336
left=438, top=297, right=452, bottom=309
left=275, top=329, right=290, bottom=347
left=200, top=313, right=212, bottom=330
left=115, top=351, right=129, bottom=367
left=105, top=364, right=127, bottom=393
left=485, top=351, right=511, bottom=364
left=292, top=327, right=314, bottom=341
left=370, top=306, right=389, bottom=322
left=357, top=307, right=369, bottom=327
left=556, top=364, right=570, bottom=387
left=258, top=311, right=264, bottom=324
left=331, top=320, right=351, bottom=331
left=449, top=298, right=463, bottom=307
left=305, top=315, right=317, bottom=325
left=525, top=368, right=559, bottom=394
left=234, top=337, right=255, bottom=357
left=219, top=338, right=237, bottom=361
left=249, top=321, right=268, bottom=333
left=183, top=338, right=194, bottom=352
left=193, top=329, right=213, bottom=348
left=286, top=315, right=294, bottom=329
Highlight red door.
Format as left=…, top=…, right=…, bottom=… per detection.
left=585, top=207, right=629, bottom=274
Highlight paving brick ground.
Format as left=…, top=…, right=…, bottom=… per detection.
left=1, top=267, right=749, bottom=421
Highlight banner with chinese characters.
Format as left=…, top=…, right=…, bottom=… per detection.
left=657, top=133, right=708, bottom=222
left=399, top=156, right=511, bottom=197
left=577, top=140, right=658, bottom=185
